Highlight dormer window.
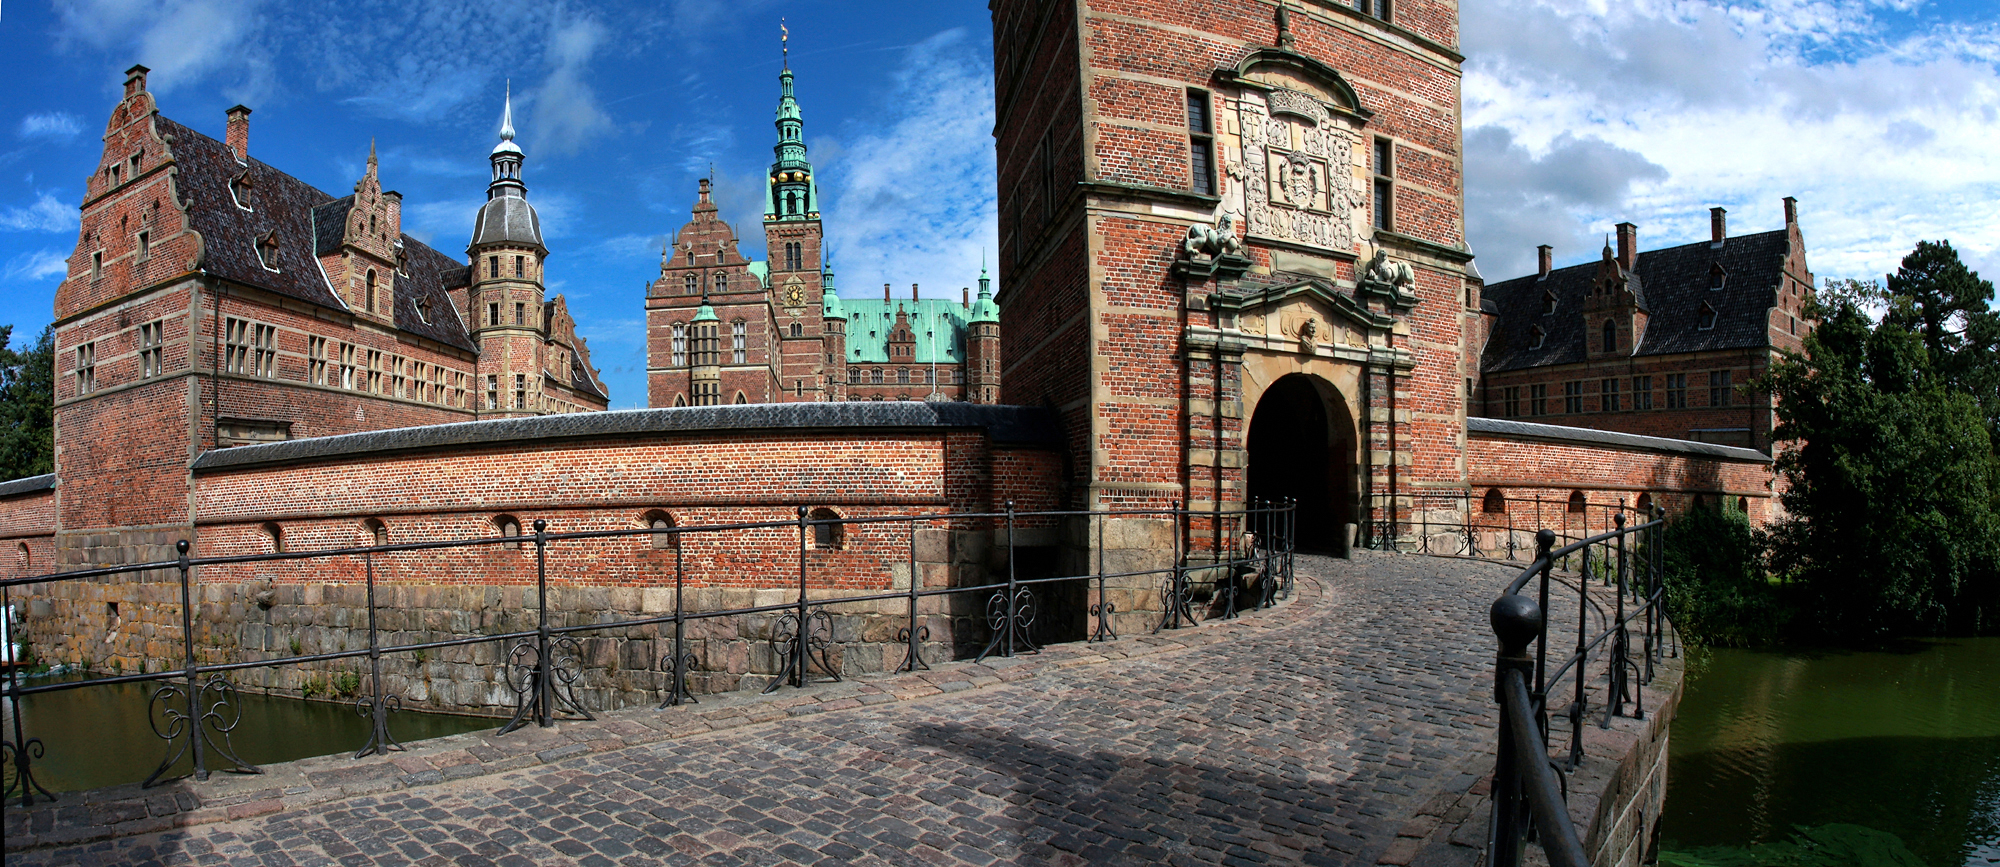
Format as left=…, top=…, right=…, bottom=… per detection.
left=1698, top=302, right=1717, bottom=330
left=1709, top=264, right=1727, bottom=290
left=1541, top=290, right=1557, bottom=315
left=256, top=231, right=280, bottom=272
left=416, top=297, right=432, bottom=324
left=230, top=174, right=254, bottom=210
left=1602, top=319, right=1617, bottom=353
left=1528, top=325, right=1545, bottom=350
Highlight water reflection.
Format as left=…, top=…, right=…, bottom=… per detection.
left=1663, top=638, right=2000, bottom=867
left=0, top=676, right=496, bottom=794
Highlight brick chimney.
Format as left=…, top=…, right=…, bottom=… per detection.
left=124, top=64, right=149, bottom=97
left=1615, top=222, right=1637, bottom=271
left=1783, top=196, right=1798, bottom=227
left=226, top=105, right=252, bottom=163
left=1536, top=244, right=1552, bottom=278
left=1710, top=207, right=1727, bottom=246
left=884, top=283, right=891, bottom=303
left=912, top=283, right=920, bottom=302
left=963, top=287, right=970, bottom=306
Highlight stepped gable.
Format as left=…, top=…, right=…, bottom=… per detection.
left=158, top=115, right=475, bottom=352
left=1482, top=229, right=1789, bottom=372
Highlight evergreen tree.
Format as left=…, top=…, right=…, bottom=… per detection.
left=0, top=325, right=56, bottom=482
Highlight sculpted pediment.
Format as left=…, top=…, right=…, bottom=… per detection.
left=1214, top=280, right=1393, bottom=352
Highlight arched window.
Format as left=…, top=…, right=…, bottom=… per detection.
left=674, top=394, right=687, bottom=407
left=641, top=510, right=677, bottom=550
left=15, top=542, right=27, bottom=571
left=786, top=191, right=798, bottom=215
left=1635, top=492, right=1654, bottom=516
left=364, top=518, right=388, bottom=547
left=871, top=368, right=883, bottom=385
left=734, top=391, right=748, bottom=404
left=262, top=522, right=284, bottom=554
left=1481, top=489, right=1506, bottom=514
left=808, top=507, right=843, bottom=550
left=1566, top=491, right=1586, bottom=514
left=684, top=274, right=697, bottom=294
left=366, top=269, right=378, bottom=313
left=790, top=322, right=802, bottom=338
left=1602, top=319, right=1617, bottom=353
left=494, top=514, right=522, bottom=549
left=1737, top=497, right=1749, bottom=514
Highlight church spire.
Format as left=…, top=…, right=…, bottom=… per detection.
left=767, top=21, right=818, bottom=223
left=471, top=82, right=546, bottom=254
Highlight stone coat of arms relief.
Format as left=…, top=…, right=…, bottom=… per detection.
left=1231, top=87, right=1358, bottom=253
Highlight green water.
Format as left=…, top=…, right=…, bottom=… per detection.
left=0, top=676, right=497, bottom=794
left=1662, top=638, right=2000, bottom=866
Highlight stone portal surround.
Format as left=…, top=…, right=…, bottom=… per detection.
left=3, top=568, right=1315, bottom=853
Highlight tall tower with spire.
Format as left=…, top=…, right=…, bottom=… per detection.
left=766, top=20, right=831, bottom=401
left=469, top=85, right=552, bottom=417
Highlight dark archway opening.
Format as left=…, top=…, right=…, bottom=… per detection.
left=1246, top=374, right=1355, bottom=552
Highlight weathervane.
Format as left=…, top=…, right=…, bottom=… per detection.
left=781, top=18, right=790, bottom=68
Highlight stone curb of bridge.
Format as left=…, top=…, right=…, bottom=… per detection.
left=5, top=578, right=1323, bottom=854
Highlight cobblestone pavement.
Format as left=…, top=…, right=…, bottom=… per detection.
left=21, top=552, right=1517, bottom=867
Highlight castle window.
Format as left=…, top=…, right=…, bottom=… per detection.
left=74, top=342, right=96, bottom=395
left=1600, top=377, right=1620, bottom=412
left=924, top=368, right=934, bottom=385
left=849, top=368, right=861, bottom=384
left=734, top=391, right=748, bottom=404
left=674, top=394, right=686, bottom=407
left=1530, top=384, right=1546, bottom=415
left=415, top=296, right=431, bottom=324
left=715, top=272, right=728, bottom=293
left=941, top=369, right=953, bottom=385
left=898, top=368, right=910, bottom=385
left=92, top=250, right=102, bottom=280
left=786, top=191, right=798, bottom=215
left=136, top=230, right=150, bottom=262
left=642, top=511, right=678, bottom=550
left=1636, top=493, right=1654, bottom=516
left=1372, top=137, right=1394, bottom=231
left=513, top=374, right=526, bottom=409
left=365, top=518, right=388, bottom=548
left=1665, top=373, right=1687, bottom=408
left=392, top=357, right=406, bottom=398
left=489, top=255, right=499, bottom=279
left=1567, top=491, right=1586, bottom=514
left=1357, top=0, right=1392, bottom=21
left=495, top=515, right=522, bottom=549
left=256, top=232, right=280, bottom=272
left=1563, top=380, right=1583, bottom=414
left=515, top=302, right=526, bottom=326
left=683, top=274, right=697, bottom=295
left=341, top=344, right=356, bottom=389
left=1632, top=375, right=1653, bottom=410
left=514, top=255, right=524, bottom=278
left=488, top=303, right=500, bottom=327
left=262, top=522, right=283, bottom=554
left=366, top=350, right=382, bottom=393
left=486, top=374, right=498, bottom=409
left=808, top=507, right=844, bottom=550
left=1528, top=325, right=1545, bottom=350
left=871, top=368, right=883, bottom=385
left=229, top=175, right=253, bottom=210
left=1709, top=370, right=1732, bottom=407
left=140, top=320, right=166, bottom=379
left=17, top=542, right=28, bottom=571
left=225, top=319, right=250, bottom=374
left=366, top=269, right=377, bottom=312
left=1187, top=90, right=1215, bottom=197
left=1503, top=386, right=1519, bottom=418
left=1602, top=319, right=1616, bottom=353
left=306, top=335, right=326, bottom=385
left=791, top=322, right=803, bottom=338
left=732, top=320, right=746, bottom=364
left=1709, top=264, right=1726, bottom=290
left=1698, top=302, right=1717, bottom=330
left=1482, top=489, right=1506, bottom=514
left=671, top=323, right=687, bottom=366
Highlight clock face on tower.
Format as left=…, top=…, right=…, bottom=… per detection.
left=785, top=285, right=804, bottom=306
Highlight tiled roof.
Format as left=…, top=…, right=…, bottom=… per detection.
left=1482, top=230, right=1789, bottom=373
left=0, top=473, right=55, bottom=498
left=191, top=402, right=1064, bottom=472
left=1467, top=417, right=1771, bottom=463
left=159, top=116, right=475, bottom=353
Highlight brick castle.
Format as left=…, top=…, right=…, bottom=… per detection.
left=0, top=2, right=1794, bottom=705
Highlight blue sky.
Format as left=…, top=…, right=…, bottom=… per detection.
left=3, top=0, right=1998, bottom=407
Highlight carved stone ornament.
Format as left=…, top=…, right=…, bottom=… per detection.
left=1236, top=91, right=1356, bottom=253
left=1266, top=88, right=1330, bottom=124
left=1355, top=247, right=1419, bottom=310
left=1184, top=212, right=1248, bottom=260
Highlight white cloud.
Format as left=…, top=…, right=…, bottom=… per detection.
left=54, top=0, right=270, bottom=103
left=18, top=113, right=84, bottom=142
left=821, top=28, right=998, bottom=298
left=528, top=17, right=615, bottom=156
left=1463, top=0, right=2000, bottom=283
left=0, top=193, right=80, bottom=233
left=4, top=249, right=72, bottom=282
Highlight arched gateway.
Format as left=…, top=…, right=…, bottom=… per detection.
left=1246, top=373, right=1356, bottom=551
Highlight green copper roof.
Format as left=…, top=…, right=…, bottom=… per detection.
left=844, top=299, right=971, bottom=365
left=968, top=267, right=999, bottom=323
left=746, top=260, right=770, bottom=289
left=692, top=301, right=718, bottom=322
left=822, top=284, right=844, bottom=319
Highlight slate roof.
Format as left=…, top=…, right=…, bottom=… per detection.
left=160, top=116, right=476, bottom=352
left=0, top=474, right=55, bottom=498
left=191, top=402, right=1064, bottom=472
left=1482, top=229, right=1790, bottom=373
left=1467, top=417, right=1771, bottom=463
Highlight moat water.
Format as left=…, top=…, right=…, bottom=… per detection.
left=0, top=675, right=495, bottom=794
left=1661, top=638, right=2000, bottom=866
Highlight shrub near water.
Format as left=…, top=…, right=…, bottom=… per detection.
left=1660, top=506, right=1784, bottom=647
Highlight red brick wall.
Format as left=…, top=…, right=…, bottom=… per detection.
left=1467, top=430, right=1777, bottom=526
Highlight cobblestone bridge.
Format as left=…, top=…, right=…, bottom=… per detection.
left=19, top=552, right=1522, bottom=867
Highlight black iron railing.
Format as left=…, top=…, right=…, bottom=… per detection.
left=1485, top=509, right=1671, bottom=867
left=0, top=500, right=1294, bottom=839
left=1364, top=490, right=1647, bottom=562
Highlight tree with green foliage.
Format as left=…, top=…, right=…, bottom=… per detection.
left=1660, top=504, right=1781, bottom=646
left=0, top=325, right=55, bottom=482
left=1762, top=245, right=2000, bottom=639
